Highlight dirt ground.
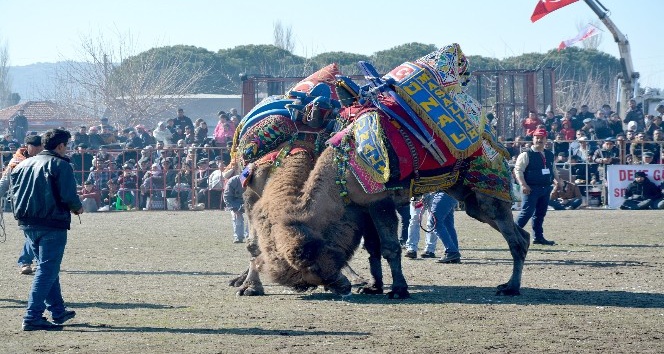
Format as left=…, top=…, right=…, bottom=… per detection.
left=0, top=209, right=662, bottom=354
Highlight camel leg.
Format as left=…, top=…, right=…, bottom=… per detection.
left=357, top=213, right=384, bottom=295
left=228, top=268, right=248, bottom=287
left=368, top=200, right=410, bottom=299
left=464, top=191, right=529, bottom=296
left=236, top=256, right=265, bottom=296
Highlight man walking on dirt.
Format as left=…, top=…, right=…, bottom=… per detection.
left=10, top=128, right=84, bottom=331
left=514, top=128, right=560, bottom=246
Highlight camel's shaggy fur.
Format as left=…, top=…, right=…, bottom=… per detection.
left=239, top=152, right=365, bottom=295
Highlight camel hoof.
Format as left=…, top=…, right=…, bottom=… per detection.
left=236, top=285, right=265, bottom=296
left=495, top=283, right=521, bottom=296
left=357, top=285, right=384, bottom=295
left=387, top=288, right=410, bottom=299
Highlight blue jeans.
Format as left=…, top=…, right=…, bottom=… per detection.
left=232, top=211, right=248, bottom=241
left=17, top=237, right=35, bottom=266
left=425, top=193, right=459, bottom=254
left=23, top=228, right=68, bottom=322
left=516, top=185, right=553, bottom=240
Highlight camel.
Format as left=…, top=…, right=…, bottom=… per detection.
left=244, top=44, right=530, bottom=298
left=227, top=64, right=377, bottom=296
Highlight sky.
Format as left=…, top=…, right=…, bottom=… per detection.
left=1, top=0, right=663, bottom=88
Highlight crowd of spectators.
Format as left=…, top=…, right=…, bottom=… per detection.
left=503, top=100, right=664, bottom=209
left=1, top=108, right=243, bottom=213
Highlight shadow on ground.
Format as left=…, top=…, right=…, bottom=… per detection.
left=299, top=285, right=664, bottom=309
left=65, top=323, right=369, bottom=336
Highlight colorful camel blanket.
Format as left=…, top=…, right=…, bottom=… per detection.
left=233, top=64, right=341, bottom=166
left=329, top=44, right=513, bottom=201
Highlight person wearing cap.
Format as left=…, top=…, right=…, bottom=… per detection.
left=0, top=135, right=44, bottom=275
left=78, top=180, right=101, bottom=213
left=620, top=171, right=663, bottom=210
left=640, top=151, right=655, bottom=165
left=514, top=128, right=560, bottom=245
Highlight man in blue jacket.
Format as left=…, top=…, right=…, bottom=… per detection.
left=10, top=128, right=84, bottom=331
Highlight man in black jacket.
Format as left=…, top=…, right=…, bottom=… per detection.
left=10, top=128, right=83, bottom=331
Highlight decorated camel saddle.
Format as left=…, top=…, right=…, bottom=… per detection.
left=330, top=44, right=513, bottom=201
left=231, top=64, right=343, bottom=183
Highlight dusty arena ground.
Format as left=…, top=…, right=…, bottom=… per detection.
left=0, top=209, right=662, bottom=353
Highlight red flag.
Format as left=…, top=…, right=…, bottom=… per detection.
left=558, top=24, right=601, bottom=51
left=531, top=0, right=579, bottom=23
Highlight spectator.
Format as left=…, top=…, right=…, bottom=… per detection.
left=172, top=126, right=185, bottom=144
left=87, top=126, right=104, bottom=150
left=549, top=180, right=583, bottom=210
left=135, top=125, right=154, bottom=148
left=427, top=192, right=462, bottom=263
left=152, top=121, right=173, bottom=147
left=0, top=135, right=43, bottom=275
left=591, top=110, right=612, bottom=139
left=651, top=129, right=663, bottom=163
left=70, top=144, right=94, bottom=186
left=229, top=107, right=241, bottom=120
left=99, top=125, right=117, bottom=146
left=607, top=113, right=624, bottom=137
left=194, top=121, right=208, bottom=145
left=117, top=164, right=139, bottom=208
left=140, top=163, right=167, bottom=210
left=522, top=111, right=543, bottom=137
left=543, top=110, right=559, bottom=132
left=73, top=126, right=89, bottom=148
left=174, top=108, right=194, bottom=131
left=223, top=172, right=248, bottom=243
left=553, top=132, right=570, bottom=156
left=99, top=179, right=121, bottom=210
left=404, top=197, right=427, bottom=259
left=172, top=162, right=193, bottom=210
left=198, top=158, right=225, bottom=209
left=576, top=104, right=594, bottom=120
left=623, top=99, right=644, bottom=132
left=560, top=119, right=576, bottom=140
left=183, top=125, right=195, bottom=145
left=640, top=151, right=655, bottom=165
left=620, top=171, right=663, bottom=210
left=86, top=159, right=113, bottom=191
left=9, top=109, right=29, bottom=143
left=547, top=120, right=561, bottom=139
left=593, top=138, right=620, bottom=180
left=646, top=115, right=663, bottom=137
left=114, top=143, right=140, bottom=168
left=79, top=180, right=101, bottom=212
left=630, top=132, right=651, bottom=164
left=214, top=112, right=235, bottom=147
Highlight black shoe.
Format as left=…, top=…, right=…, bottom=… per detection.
left=404, top=250, right=417, bottom=259
left=22, top=317, right=62, bottom=331
left=421, top=252, right=436, bottom=258
left=533, top=238, right=556, bottom=245
left=437, top=252, right=461, bottom=263
left=52, top=310, right=76, bottom=324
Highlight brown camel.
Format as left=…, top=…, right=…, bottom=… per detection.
left=243, top=44, right=530, bottom=297
left=229, top=151, right=371, bottom=296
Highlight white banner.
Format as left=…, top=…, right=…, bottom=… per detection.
left=606, top=164, right=664, bottom=209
